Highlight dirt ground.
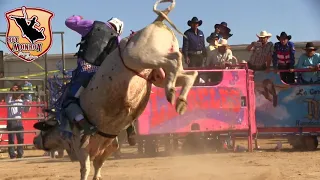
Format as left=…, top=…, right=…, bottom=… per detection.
left=1, top=139, right=320, bottom=180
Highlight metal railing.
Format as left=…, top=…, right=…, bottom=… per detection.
left=0, top=78, right=45, bottom=148
left=0, top=31, right=66, bottom=160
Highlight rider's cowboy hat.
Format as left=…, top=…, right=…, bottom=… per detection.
left=276, top=32, right=292, bottom=41
left=187, top=17, right=202, bottom=26
left=303, top=42, right=318, bottom=51
left=256, top=31, right=272, bottom=38
left=216, top=39, right=229, bottom=47
left=206, top=33, right=220, bottom=43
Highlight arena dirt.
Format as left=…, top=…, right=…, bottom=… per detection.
left=1, top=139, right=320, bottom=180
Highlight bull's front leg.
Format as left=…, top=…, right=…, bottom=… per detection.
left=123, top=48, right=181, bottom=109
left=92, top=138, right=119, bottom=180
left=174, top=71, right=198, bottom=114
left=161, top=51, right=184, bottom=104
left=151, top=52, right=197, bottom=115
left=79, top=149, right=91, bottom=180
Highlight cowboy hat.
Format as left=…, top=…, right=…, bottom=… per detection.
left=214, top=22, right=231, bottom=33
left=276, top=32, right=291, bottom=41
left=216, top=39, right=229, bottom=47
left=187, top=17, right=202, bottom=26
left=224, top=33, right=233, bottom=39
left=256, top=31, right=272, bottom=38
left=303, top=42, right=318, bottom=51
left=206, top=33, right=220, bottom=43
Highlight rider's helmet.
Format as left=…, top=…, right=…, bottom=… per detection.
left=107, top=17, right=124, bottom=35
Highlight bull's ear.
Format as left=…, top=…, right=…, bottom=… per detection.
left=33, top=122, right=54, bottom=131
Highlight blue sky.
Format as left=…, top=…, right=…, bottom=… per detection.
left=0, top=0, right=319, bottom=54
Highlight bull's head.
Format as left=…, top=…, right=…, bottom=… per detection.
left=33, top=118, right=64, bottom=151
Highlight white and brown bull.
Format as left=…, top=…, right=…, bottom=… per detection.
left=33, top=0, right=198, bottom=179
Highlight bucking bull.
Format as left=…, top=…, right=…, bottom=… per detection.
left=33, top=0, right=198, bottom=179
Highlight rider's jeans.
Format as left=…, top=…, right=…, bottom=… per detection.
left=63, top=72, right=94, bottom=121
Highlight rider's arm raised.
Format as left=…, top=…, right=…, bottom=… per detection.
left=65, top=15, right=94, bottom=36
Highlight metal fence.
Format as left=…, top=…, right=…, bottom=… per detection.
left=0, top=78, right=46, bottom=149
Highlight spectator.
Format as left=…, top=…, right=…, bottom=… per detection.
left=214, top=22, right=233, bottom=40
left=22, top=77, right=33, bottom=102
left=273, top=32, right=295, bottom=84
left=295, top=42, right=320, bottom=84
left=182, top=17, right=206, bottom=67
left=246, top=31, right=273, bottom=71
left=6, top=84, right=31, bottom=159
left=206, top=33, right=220, bottom=64
left=206, top=39, right=234, bottom=68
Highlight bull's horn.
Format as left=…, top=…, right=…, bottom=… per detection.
left=153, top=0, right=186, bottom=38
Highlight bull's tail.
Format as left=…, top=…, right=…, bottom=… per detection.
left=153, top=0, right=186, bottom=38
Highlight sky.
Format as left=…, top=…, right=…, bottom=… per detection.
left=0, top=0, right=319, bottom=55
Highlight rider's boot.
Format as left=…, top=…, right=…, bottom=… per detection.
left=77, top=119, right=98, bottom=148
left=126, top=125, right=137, bottom=146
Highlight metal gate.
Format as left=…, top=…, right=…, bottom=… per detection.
left=0, top=32, right=66, bottom=159
left=0, top=78, right=46, bottom=149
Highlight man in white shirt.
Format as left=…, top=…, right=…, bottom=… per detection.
left=206, top=38, right=234, bottom=68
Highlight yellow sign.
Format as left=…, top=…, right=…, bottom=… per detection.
left=5, top=6, right=54, bottom=62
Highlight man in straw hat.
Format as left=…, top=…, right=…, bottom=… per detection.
left=182, top=17, right=206, bottom=67
left=273, top=32, right=296, bottom=84
left=295, top=42, right=320, bottom=84
left=203, top=38, right=234, bottom=84
left=206, top=38, right=234, bottom=68
left=246, top=31, right=273, bottom=71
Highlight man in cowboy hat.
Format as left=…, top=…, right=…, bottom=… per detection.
left=295, top=42, right=320, bottom=84
left=204, top=38, right=234, bottom=83
left=182, top=17, right=206, bottom=67
left=246, top=31, right=273, bottom=71
left=206, top=32, right=220, bottom=64
left=206, top=38, right=234, bottom=68
left=273, top=32, right=296, bottom=84
left=214, top=22, right=233, bottom=40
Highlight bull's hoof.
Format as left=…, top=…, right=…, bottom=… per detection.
left=176, top=97, right=187, bottom=115
left=92, top=177, right=102, bottom=180
left=166, top=88, right=176, bottom=104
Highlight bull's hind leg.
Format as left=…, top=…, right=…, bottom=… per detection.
left=92, top=138, right=119, bottom=180
left=174, top=71, right=198, bottom=114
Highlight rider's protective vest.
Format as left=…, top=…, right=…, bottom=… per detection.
left=75, top=21, right=119, bottom=66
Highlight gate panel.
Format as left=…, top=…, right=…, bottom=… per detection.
left=0, top=78, right=45, bottom=147
left=138, top=69, right=255, bottom=135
